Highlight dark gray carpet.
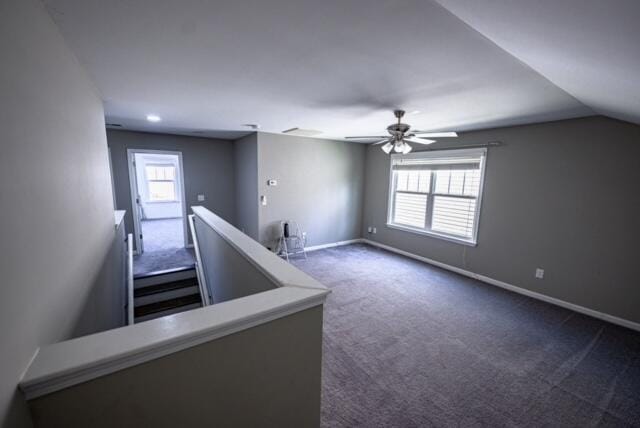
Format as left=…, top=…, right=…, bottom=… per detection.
left=292, top=244, right=640, bottom=428
left=133, top=247, right=195, bottom=277
left=141, top=218, right=184, bottom=252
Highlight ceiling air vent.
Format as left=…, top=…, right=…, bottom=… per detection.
left=282, top=127, right=322, bottom=137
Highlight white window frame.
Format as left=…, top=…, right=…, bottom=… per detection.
left=145, top=163, right=178, bottom=203
left=386, top=148, right=487, bottom=246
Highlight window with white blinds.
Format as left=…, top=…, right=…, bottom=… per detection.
left=145, top=164, right=177, bottom=202
left=387, top=148, right=486, bottom=244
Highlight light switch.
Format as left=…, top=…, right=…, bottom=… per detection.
left=197, top=194, right=205, bottom=202
left=260, top=195, right=267, bottom=206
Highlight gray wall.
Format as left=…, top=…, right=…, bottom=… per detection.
left=0, top=0, right=122, bottom=426
left=107, top=130, right=236, bottom=248
left=257, top=133, right=366, bottom=248
left=28, top=307, right=324, bottom=428
left=363, top=116, right=640, bottom=324
left=233, top=133, right=260, bottom=240
left=194, top=216, right=276, bottom=303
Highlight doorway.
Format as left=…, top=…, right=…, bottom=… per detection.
left=127, top=149, right=188, bottom=256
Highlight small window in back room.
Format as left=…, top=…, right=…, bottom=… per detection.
left=387, top=148, right=487, bottom=244
left=145, top=164, right=177, bottom=201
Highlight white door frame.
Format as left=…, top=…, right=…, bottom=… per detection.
left=127, top=149, right=189, bottom=254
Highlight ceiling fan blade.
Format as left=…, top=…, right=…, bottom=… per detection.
left=372, top=139, right=391, bottom=145
left=345, top=136, right=388, bottom=140
left=405, top=137, right=436, bottom=145
left=412, top=131, right=458, bottom=138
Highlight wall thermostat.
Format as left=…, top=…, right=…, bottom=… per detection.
left=267, top=179, right=278, bottom=186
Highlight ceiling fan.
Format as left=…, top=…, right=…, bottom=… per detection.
left=346, top=110, right=458, bottom=154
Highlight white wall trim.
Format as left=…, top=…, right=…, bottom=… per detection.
left=126, top=233, right=134, bottom=325
left=127, top=149, right=144, bottom=253
left=386, top=148, right=487, bottom=247
left=362, top=239, right=640, bottom=332
left=127, top=149, right=189, bottom=253
left=305, top=239, right=363, bottom=252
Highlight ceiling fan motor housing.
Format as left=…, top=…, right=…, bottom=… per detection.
left=344, top=109, right=456, bottom=153
left=387, top=123, right=411, bottom=140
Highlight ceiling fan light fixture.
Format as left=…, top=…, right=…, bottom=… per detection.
left=348, top=110, right=458, bottom=156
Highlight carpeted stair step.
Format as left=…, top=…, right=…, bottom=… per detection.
left=134, top=293, right=202, bottom=319
left=134, top=267, right=197, bottom=289
left=134, top=278, right=198, bottom=298
left=133, top=265, right=195, bottom=281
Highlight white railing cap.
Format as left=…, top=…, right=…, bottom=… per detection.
left=20, top=207, right=329, bottom=400
left=191, top=206, right=328, bottom=292
left=21, top=286, right=327, bottom=400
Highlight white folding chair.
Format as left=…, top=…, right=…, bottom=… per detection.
left=277, top=220, right=307, bottom=261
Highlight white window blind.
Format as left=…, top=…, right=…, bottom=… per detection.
left=392, top=169, right=430, bottom=228
left=145, top=164, right=177, bottom=201
left=388, top=149, right=486, bottom=244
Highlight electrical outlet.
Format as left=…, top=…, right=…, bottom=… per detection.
left=367, top=227, right=373, bottom=233
left=535, top=268, right=544, bottom=279
left=197, top=194, right=205, bottom=202
left=372, top=227, right=377, bottom=234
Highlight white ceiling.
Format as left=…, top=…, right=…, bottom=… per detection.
left=42, top=0, right=636, bottom=141
left=435, top=0, right=640, bottom=126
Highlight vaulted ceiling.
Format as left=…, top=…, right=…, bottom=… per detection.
left=43, top=0, right=639, bottom=140
left=435, top=0, right=640, bottom=126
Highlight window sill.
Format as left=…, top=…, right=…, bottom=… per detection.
left=385, top=223, right=477, bottom=247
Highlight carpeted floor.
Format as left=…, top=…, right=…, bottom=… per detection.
left=141, top=218, right=184, bottom=252
left=133, top=247, right=195, bottom=277
left=292, top=244, right=640, bottom=427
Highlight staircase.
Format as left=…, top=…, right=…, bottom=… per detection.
left=133, top=267, right=202, bottom=323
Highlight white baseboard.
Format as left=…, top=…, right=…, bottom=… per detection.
left=305, top=239, right=364, bottom=252
left=361, top=239, right=640, bottom=332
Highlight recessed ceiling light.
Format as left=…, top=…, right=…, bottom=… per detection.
left=242, top=124, right=260, bottom=130
left=146, top=114, right=161, bottom=122
left=410, top=110, right=421, bottom=115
